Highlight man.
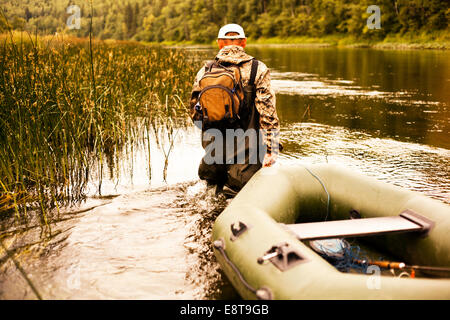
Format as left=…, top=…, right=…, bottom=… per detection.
left=190, top=24, right=280, bottom=194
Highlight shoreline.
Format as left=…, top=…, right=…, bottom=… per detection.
left=167, top=42, right=450, bottom=51
left=166, top=41, right=450, bottom=50
left=2, top=31, right=449, bottom=50
left=246, top=33, right=450, bottom=50
left=246, top=41, right=450, bottom=50
left=164, top=33, right=450, bottom=50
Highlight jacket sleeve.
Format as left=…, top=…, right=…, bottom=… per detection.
left=189, top=66, right=206, bottom=122
left=254, top=65, right=280, bottom=154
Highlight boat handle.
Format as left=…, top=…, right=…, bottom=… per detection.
left=230, top=221, right=251, bottom=241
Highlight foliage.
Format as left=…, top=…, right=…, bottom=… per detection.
left=0, top=0, right=448, bottom=43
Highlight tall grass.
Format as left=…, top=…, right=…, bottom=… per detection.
left=0, top=32, right=197, bottom=229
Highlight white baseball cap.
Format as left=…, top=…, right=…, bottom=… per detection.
left=217, top=24, right=246, bottom=39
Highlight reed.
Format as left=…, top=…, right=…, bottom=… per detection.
left=0, top=32, right=197, bottom=229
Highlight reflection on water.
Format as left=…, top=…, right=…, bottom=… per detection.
left=247, top=46, right=450, bottom=149
left=271, top=78, right=387, bottom=97
left=1, top=47, right=449, bottom=299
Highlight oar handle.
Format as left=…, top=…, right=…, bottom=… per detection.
left=355, top=259, right=405, bottom=270
left=355, top=259, right=450, bottom=274
left=407, top=265, right=450, bottom=273
left=370, top=261, right=406, bottom=269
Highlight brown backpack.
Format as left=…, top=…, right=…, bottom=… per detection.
left=195, top=61, right=245, bottom=127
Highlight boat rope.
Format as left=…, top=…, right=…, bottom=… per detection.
left=213, top=239, right=273, bottom=300
left=303, top=166, right=330, bottom=221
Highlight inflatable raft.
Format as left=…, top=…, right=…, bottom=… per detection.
left=212, top=164, right=450, bottom=299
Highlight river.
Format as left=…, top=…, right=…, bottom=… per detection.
left=0, top=46, right=449, bottom=299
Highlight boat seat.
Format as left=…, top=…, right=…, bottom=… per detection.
left=283, top=209, right=435, bottom=240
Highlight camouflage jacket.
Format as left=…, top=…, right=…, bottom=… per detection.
left=190, top=45, right=280, bottom=153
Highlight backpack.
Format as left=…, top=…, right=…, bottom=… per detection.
left=195, top=59, right=258, bottom=128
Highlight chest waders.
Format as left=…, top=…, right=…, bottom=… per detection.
left=198, top=59, right=264, bottom=192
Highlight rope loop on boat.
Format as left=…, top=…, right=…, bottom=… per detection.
left=213, top=238, right=273, bottom=300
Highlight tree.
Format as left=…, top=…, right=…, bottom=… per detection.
left=124, top=3, right=137, bottom=37
left=0, top=0, right=447, bottom=42
left=25, top=7, right=32, bottom=22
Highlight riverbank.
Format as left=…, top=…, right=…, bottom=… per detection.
left=4, top=31, right=448, bottom=50
left=162, top=31, right=450, bottom=50
left=247, top=32, right=450, bottom=50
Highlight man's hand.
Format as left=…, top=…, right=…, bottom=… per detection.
left=263, top=153, right=277, bottom=167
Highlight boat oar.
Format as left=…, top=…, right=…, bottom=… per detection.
left=355, top=259, right=405, bottom=270
left=355, top=259, right=450, bottom=278
left=309, top=239, right=450, bottom=278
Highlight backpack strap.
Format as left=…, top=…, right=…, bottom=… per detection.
left=205, top=60, right=215, bottom=72
left=238, top=59, right=259, bottom=123
left=249, top=59, right=259, bottom=87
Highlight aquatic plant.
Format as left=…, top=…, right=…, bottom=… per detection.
left=0, top=31, right=197, bottom=230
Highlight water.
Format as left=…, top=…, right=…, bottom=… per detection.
left=1, top=46, right=449, bottom=299
left=251, top=47, right=450, bottom=149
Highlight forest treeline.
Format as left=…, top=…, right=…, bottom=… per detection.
left=0, top=0, right=449, bottom=43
